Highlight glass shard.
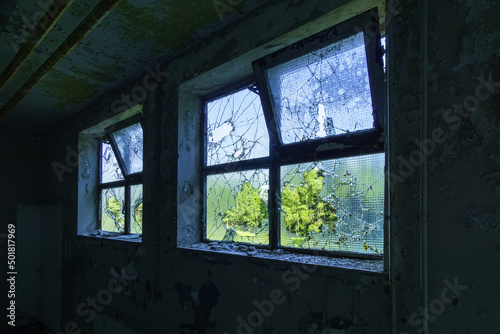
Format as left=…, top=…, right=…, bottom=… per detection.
left=130, top=184, right=143, bottom=234
left=206, top=88, right=269, bottom=166
left=111, top=123, right=143, bottom=175
left=280, top=153, right=384, bottom=254
left=101, top=142, right=124, bottom=183
left=101, top=187, right=125, bottom=233
left=266, top=32, right=375, bottom=144
left=206, top=169, right=269, bottom=245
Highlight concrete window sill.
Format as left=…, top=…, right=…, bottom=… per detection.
left=179, top=242, right=384, bottom=273
left=79, top=230, right=142, bottom=243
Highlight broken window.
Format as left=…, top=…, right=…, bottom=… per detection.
left=99, top=114, right=144, bottom=235
left=203, top=87, right=270, bottom=245
left=202, top=9, right=385, bottom=257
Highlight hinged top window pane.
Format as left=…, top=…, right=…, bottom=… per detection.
left=111, top=123, right=144, bottom=175
left=206, top=88, right=269, bottom=166
left=266, top=32, right=375, bottom=144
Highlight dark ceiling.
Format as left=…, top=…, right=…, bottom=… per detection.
left=0, top=0, right=271, bottom=134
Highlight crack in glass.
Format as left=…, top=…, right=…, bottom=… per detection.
left=280, top=153, right=384, bottom=254
left=266, top=32, right=375, bottom=144
left=206, top=88, right=269, bottom=166
left=111, top=123, right=144, bottom=174
left=206, top=169, right=269, bottom=245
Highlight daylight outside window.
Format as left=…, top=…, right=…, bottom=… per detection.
left=203, top=9, right=386, bottom=257
left=99, top=115, right=144, bottom=235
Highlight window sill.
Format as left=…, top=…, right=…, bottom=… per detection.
left=179, top=242, right=384, bottom=274
left=79, top=230, right=142, bottom=243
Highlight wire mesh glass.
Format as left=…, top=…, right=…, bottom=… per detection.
left=206, top=88, right=269, bottom=166
left=206, top=169, right=269, bottom=245
left=101, top=187, right=125, bottom=233
left=279, top=153, right=384, bottom=254
left=266, top=32, right=375, bottom=144
left=111, top=123, right=143, bottom=175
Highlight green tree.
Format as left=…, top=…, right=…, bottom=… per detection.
left=281, top=169, right=337, bottom=237
left=134, top=202, right=143, bottom=225
left=223, top=182, right=268, bottom=229
left=106, top=196, right=124, bottom=230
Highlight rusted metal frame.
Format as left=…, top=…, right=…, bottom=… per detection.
left=0, top=0, right=123, bottom=119
left=0, top=0, right=75, bottom=90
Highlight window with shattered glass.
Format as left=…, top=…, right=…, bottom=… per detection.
left=204, top=87, right=271, bottom=245
left=99, top=115, right=143, bottom=235
left=203, top=9, right=385, bottom=257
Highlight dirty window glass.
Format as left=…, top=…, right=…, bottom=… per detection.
left=266, top=32, right=374, bottom=144
left=99, top=117, right=143, bottom=236
left=111, top=123, right=144, bottom=174
left=101, top=142, right=124, bottom=183
left=280, top=153, right=384, bottom=254
left=206, top=169, right=269, bottom=245
left=101, top=187, right=125, bottom=233
left=206, top=88, right=269, bottom=166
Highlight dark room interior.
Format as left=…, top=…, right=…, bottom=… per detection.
left=1, top=0, right=499, bottom=333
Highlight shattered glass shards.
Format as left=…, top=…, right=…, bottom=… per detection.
left=280, top=153, right=384, bottom=254
left=111, top=123, right=143, bottom=175
left=266, top=32, right=375, bottom=144
left=206, top=169, right=269, bottom=245
left=206, top=88, right=269, bottom=166
left=130, top=184, right=143, bottom=234
left=101, top=142, right=124, bottom=183
left=101, top=187, right=125, bottom=233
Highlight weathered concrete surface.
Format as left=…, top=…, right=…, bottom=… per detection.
left=12, top=0, right=500, bottom=333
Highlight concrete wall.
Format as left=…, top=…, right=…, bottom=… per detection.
left=39, top=0, right=500, bottom=333
left=0, top=128, right=44, bottom=332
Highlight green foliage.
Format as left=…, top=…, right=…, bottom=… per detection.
left=106, top=196, right=124, bottom=230
left=134, top=202, right=143, bottom=225
left=222, top=182, right=268, bottom=229
left=281, top=169, right=337, bottom=237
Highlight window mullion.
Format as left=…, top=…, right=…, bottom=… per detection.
left=253, top=61, right=283, bottom=249
left=269, top=149, right=280, bottom=249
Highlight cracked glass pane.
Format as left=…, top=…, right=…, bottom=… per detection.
left=101, top=142, right=124, bottom=183
left=130, top=184, right=143, bottom=234
left=279, top=153, right=384, bottom=254
left=111, top=123, right=143, bottom=174
left=206, top=169, right=269, bottom=245
left=266, top=32, right=374, bottom=144
left=101, top=187, right=125, bottom=233
left=206, top=88, right=269, bottom=166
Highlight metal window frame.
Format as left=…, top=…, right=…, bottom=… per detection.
left=201, top=80, right=271, bottom=245
left=201, top=9, right=386, bottom=259
left=99, top=114, right=144, bottom=235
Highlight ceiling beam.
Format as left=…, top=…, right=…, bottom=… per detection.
left=0, top=0, right=123, bottom=120
left=0, top=0, right=75, bottom=91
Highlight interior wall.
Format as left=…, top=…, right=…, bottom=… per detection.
left=0, top=127, right=44, bottom=332
left=37, top=0, right=500, bottom=333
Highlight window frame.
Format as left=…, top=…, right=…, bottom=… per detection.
left=200, top=80, right=272, bottom=243
left=199, top=9, right=386, bottom=260
left=99, top=113, right=144, bottom=235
